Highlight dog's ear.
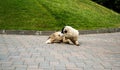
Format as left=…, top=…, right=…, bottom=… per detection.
left=61, top=26, right=65, bottom=33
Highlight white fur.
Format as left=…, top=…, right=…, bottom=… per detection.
left=63, top=26, right=79, bottom=37
left=62, top=26, right=80, bottom=46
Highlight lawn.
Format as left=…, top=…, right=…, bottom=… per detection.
left=0, top=0, right=120, bottom=31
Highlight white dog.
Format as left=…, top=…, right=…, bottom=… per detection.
left=46, top=31, right=72, bottom=44
left=61, top=26, right=80, bottom=46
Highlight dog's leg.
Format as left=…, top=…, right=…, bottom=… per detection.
left=75, top=41, right=80, bottom=46
left=63, top=37, right=73, bottom=44
left=46, top=39, right=54, bottom=44
left=70, top=39, right=80, bottom=46
left=46, top=39, right=51, bottom=44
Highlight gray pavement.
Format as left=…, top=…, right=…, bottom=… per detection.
left=0, top=32, right=120, bottom=70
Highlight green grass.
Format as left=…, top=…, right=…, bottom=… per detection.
left=0, top=0, right=120, bottom=31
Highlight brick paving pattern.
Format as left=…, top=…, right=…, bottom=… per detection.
left=0, top=32, right=120, bottom=70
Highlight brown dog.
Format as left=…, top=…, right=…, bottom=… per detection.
left=45, top=31, right=72, bottom=44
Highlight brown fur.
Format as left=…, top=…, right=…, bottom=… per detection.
left=46, top=32, right=72, bottom=44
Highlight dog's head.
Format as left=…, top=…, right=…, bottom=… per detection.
left=61, top=26, right=79, bottom=38
left=46, top=32, right=63, bottom=44
left=61, top=26, right=74, bottom=37
left=61, top=26, right=71, bottom=34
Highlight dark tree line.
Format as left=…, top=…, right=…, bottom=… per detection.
left=92, top=0, right=120, bottom=13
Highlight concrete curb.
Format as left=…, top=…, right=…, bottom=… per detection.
left=0, top=28, right=120, bottom=35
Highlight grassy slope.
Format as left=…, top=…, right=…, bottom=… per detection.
left=0, top=0, right=120, bottom=30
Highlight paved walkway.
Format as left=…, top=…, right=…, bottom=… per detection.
left=0, top=32, right=120, bottom=70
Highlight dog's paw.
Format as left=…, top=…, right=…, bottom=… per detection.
left=76, top=44, right=80, bottom=46
left=45, top=40, right=51, bottom=44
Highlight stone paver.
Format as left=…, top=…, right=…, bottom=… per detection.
left=0, top=32, right=120, bottom=70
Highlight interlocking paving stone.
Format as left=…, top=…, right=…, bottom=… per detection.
left=0, top=54, right=8, bottom=60
left=0, top=32, right=120, bottom=70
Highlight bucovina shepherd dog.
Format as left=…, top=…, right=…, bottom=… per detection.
left=46, top=26, right=80, bottom=46
left=61, top=26, right=80, bottom=46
